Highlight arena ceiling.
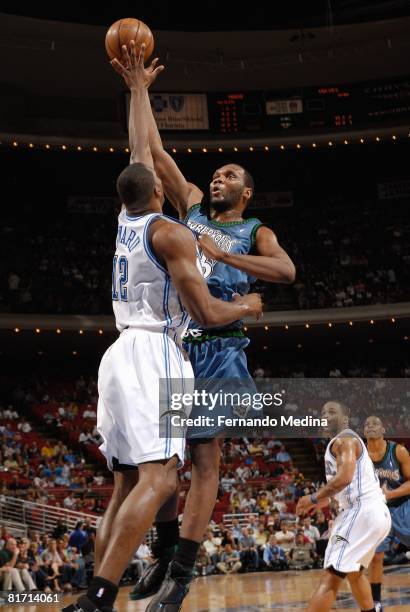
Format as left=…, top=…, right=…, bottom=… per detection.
left=2, top=0, right=410, bottom=30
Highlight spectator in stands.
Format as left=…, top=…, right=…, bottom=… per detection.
left=0, top=526, right=12, bottom=548
left=268, top=510, right=283, bottom=531
left=202, top=529, right=220, bottom=566
left=275, top=521, right=295, bottom=551
left=231, top=519, right=242, bottom=544
left=220, top=528, right=236, bottom=548
left=41, top=440, right=55, bottom=459
left=0, top=537, right=37, bottom=591
left=3, top=406, right=19, bottom=420
left=220, top=471, right=236, bottom=493
left=92, top=498, right=104, bottom=514
left=301, top=516, right=320, bottom=547
left=63, top=492, right=77, bottom=510
left=66, top=546, right=87, bottom=590
left=255, top=524, right=268, bottom=548
left=83, top=405, right=96, bottom=420
left=263, top=535, right=288, bottom=571
left=17, top=418, right=31, bottom=433
left=239, top=490, right=256, bottom=513
left=194, top=545, right=214, bottom=576
left=276, top=445, right=292, bottom=464
left=287, top=533, right=317, bottom=570
left=27, top=541, right=51, bottom=592
left=234, top=463, right=251, bottom=483
left=52, top=520, right=68, bottom=540
left=239, top=527, right=259, bottom=571
left=68, top=522, right=88, bottom=551
left=78, top=425, right=98, bottom=445
left=216, top=544, right=242, bottom=575
left=314, top=511, right=329, bottom=536
left=40, top=538, right=70, bottom=591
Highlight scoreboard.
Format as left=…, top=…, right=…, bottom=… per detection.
left=206, top=76, right=410, bottom=134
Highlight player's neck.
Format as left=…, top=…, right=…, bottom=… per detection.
left=367, top=437, right=386, bottom=456
left=210, top=208, right=243, bottom=223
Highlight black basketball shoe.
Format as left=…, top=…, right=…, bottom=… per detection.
left=130, top=545, right=175, bottom=601
left=144, top=560, right=194, bottom=611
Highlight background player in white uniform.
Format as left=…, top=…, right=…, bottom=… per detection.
left=296, top=401, right=391, bottom=612
left=64, top=45, right=262, bottom=612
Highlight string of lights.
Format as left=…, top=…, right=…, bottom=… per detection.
left=8, top=317, right=402, bottom=334
left=1, top=132, right=409, bottom=154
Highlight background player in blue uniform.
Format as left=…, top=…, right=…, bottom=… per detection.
left=365, top=415, right=410, bottom=611
left=112, top=43, right=295, bottom=611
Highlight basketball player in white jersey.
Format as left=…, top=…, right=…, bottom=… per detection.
left=63, top=45, right=262, bottom=612
left=296, top=401, right=391, bottom=612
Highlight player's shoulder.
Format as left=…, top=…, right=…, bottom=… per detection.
left=330, top=432, right=361, bottom=452
left=394, top=442, right=410, bottom=461
left=150, top=216, right=195, bottom=253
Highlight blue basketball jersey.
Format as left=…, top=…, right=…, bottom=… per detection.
left=185, top=204, right=262, bottom=331
left=374, top=441, right=409, bottom=507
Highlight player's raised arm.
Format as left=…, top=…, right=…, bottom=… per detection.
left=111, top=40, right=203, bottom=218
left=150, top=221, right=262, bottom=327
left=111, top=42, right=155, bottom=171
left=198, top=226, right=296, bottom=284
left=296, top=437, right=359, bottom=515
left=383, top=445, right=410, bottom=501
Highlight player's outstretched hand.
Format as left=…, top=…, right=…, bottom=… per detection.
left=233, top=292, right=263, bottom=321
left=198, top=234, right=225, bottom=262
left=110, top=39, right=164, bottom=90
left=296, top=495, right=316, bottom=515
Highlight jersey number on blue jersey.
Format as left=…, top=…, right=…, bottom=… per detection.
left=200, top=252, right=216, bottom=279
left=112, top=255, right=128, bottom=301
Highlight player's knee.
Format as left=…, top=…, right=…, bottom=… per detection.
left=326, top=566, right=346, bottom=580
left=191, top=440, right=221, bottom=477
left=149, top=468, right=178, bottom=499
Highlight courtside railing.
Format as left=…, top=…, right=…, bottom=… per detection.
left=0, top=496, right=99, bottom=534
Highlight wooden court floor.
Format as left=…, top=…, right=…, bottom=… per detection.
left=3, top=566, right=410, bottom=611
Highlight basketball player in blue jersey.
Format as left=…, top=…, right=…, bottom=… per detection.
left=64, top=46, right=262, bottom=612
left=111, top=41, right=295, bottom=611
left=296, top=402, right=391, bottom=612
left=365, top=415, right=410, bottom=611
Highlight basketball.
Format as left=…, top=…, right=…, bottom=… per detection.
left=105, top=18, right=154, bottom=62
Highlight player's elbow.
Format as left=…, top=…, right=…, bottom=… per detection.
left=281, top=262, right=296, bottom=284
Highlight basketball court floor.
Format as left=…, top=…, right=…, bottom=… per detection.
left=3, top=566, right=410, bottom=611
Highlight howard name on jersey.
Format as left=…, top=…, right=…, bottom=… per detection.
left=112, top=210, right=198, bottom=338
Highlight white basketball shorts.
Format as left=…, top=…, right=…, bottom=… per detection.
left=97, top=328, right=194, bottom=470
left=324, top=500, right=392, bottom=573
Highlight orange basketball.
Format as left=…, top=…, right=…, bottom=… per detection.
left=105, top=18, right=154, bottom=62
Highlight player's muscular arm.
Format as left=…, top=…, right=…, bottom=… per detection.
left=384, top=445, right=410, bottom=500
left=111, top=41, right=203, bottom=216
left=145, top=114, right=203, bottom=217
left=150, top=222, right=262, bottom=327
left=112, top=43, right=155, bottom=170
left=199, top=226, right=296, bottom=284
left=316, top=438, right=359, bottom=501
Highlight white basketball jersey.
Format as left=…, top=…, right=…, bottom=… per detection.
left=112, top=210, right=196, bottom=338
left=324, top=428, right=385, bottom=511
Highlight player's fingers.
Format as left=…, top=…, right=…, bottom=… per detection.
left=128, top=40, right=137, bottom=70
left=138, top=43, right=146, bottom=65
left=110, top=59, right=126, bottom=76
left=121, top=44, right=132, bottom=70
left=152, top=66, right=165, bottom=80
left=150, top=58, right=159, bottom=70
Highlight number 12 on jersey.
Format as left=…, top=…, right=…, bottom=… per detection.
left=112, top=255, right=128, bottom=301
